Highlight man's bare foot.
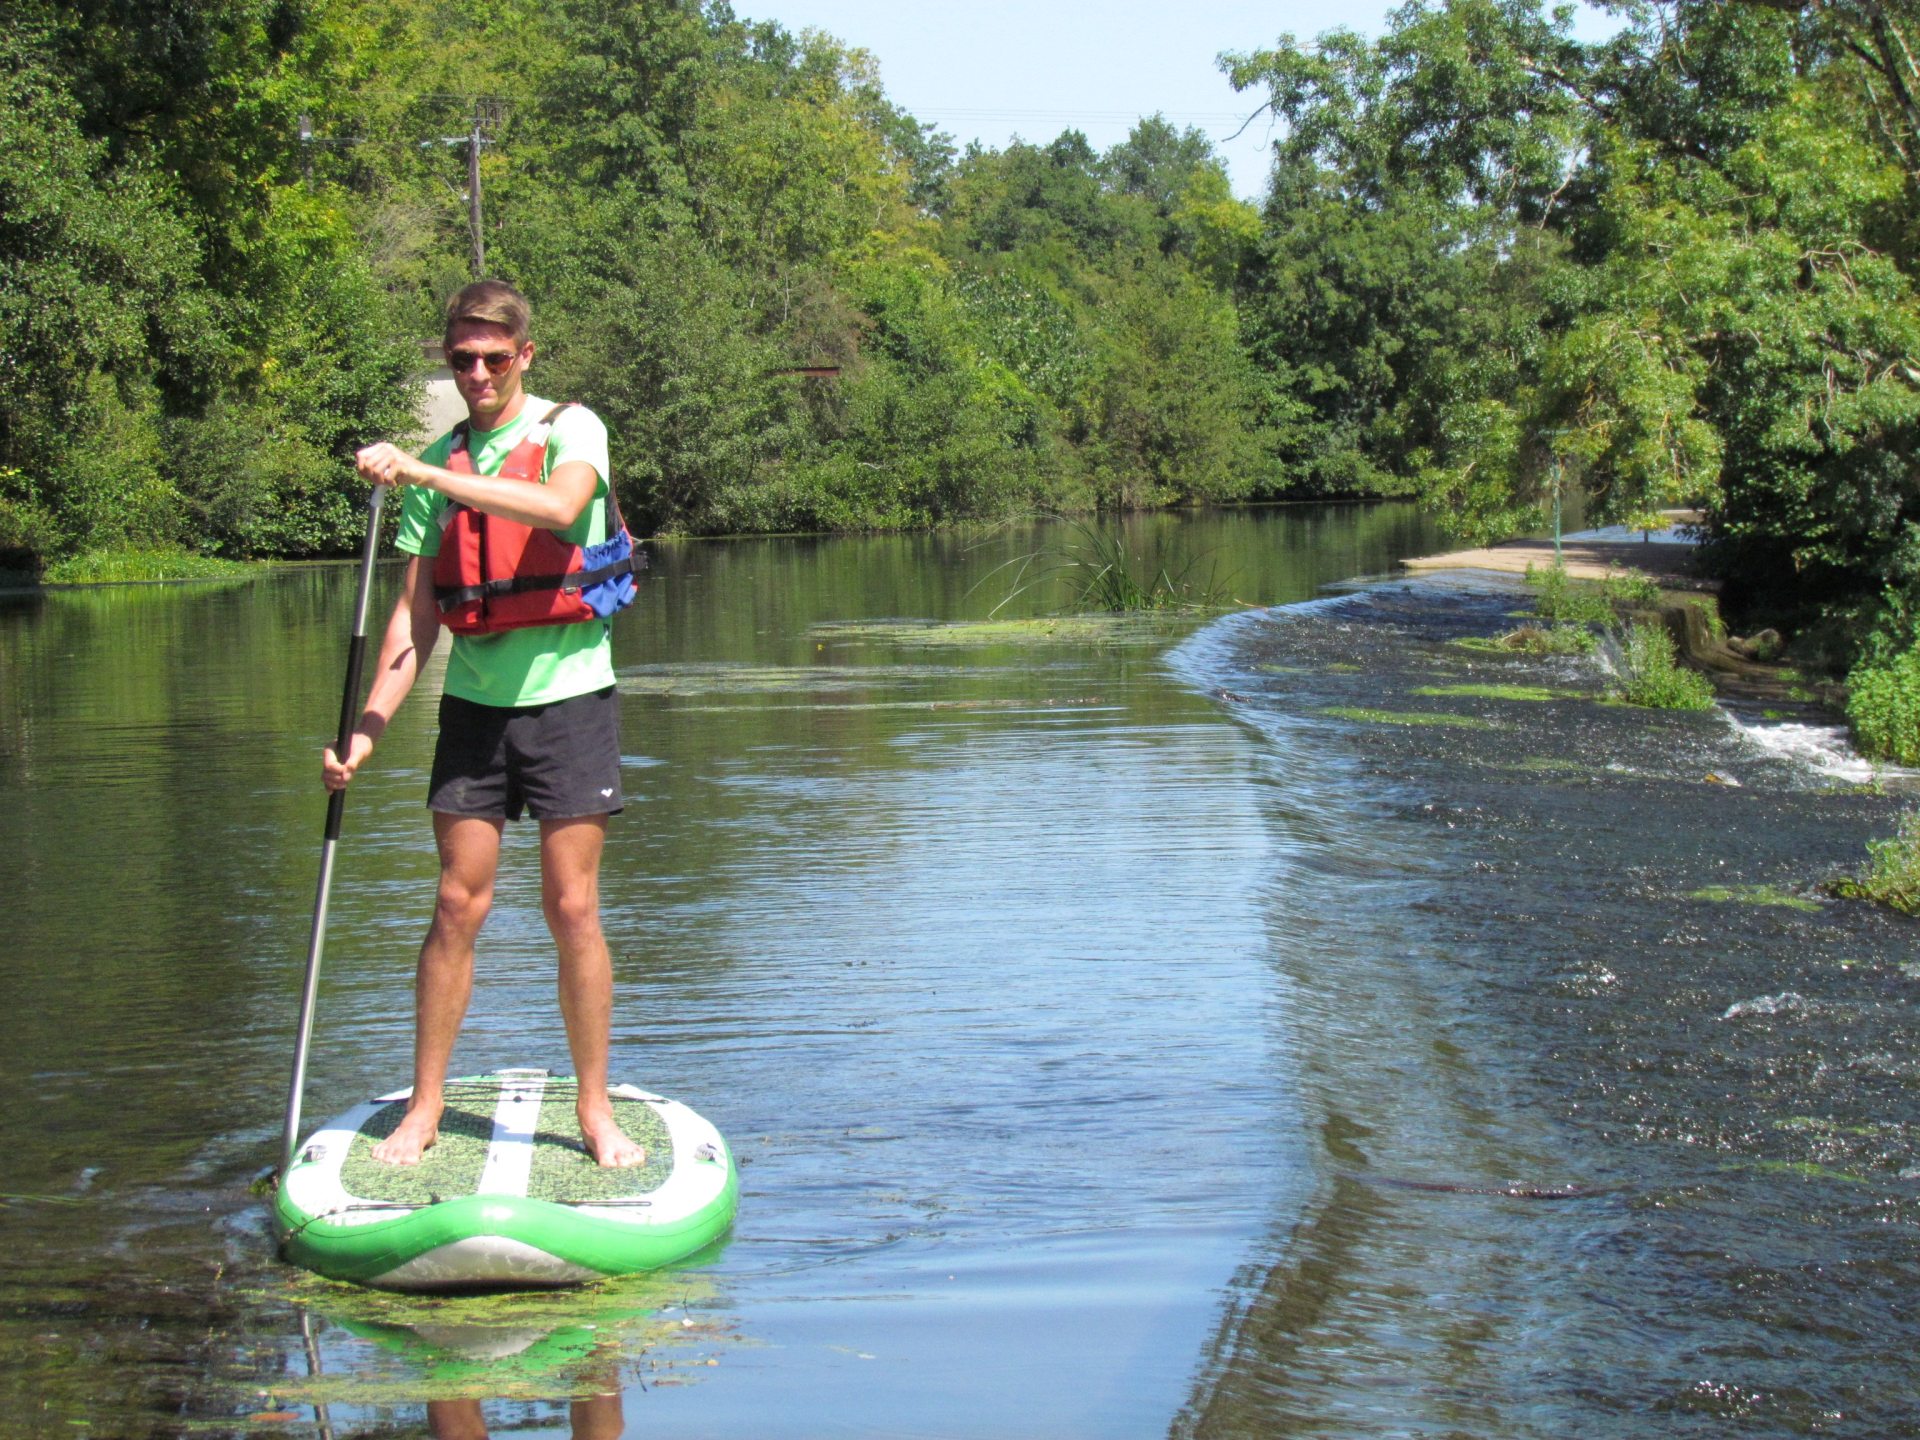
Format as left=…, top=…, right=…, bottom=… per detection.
left=371, top=1106, right=441, bottom=1165
left=579, top=1105, right=646, bottom=1168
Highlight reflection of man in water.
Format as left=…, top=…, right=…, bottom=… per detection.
left=428, top=1393, right=623, bottom=1440
left=322, top=279, right=642, bottom=1169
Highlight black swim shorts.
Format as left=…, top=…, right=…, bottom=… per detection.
left=428, top=686, right=623, bottom=820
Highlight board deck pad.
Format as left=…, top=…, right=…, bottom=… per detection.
left=278, top=1069, right=736, bottom=1289
left=338, top=1076, right=673, bottom=1207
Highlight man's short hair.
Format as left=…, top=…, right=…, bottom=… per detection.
left=443, top=280, right=531, bottom=348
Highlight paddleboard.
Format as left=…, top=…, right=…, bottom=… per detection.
left=275, top=1069, right=737, bottom=1290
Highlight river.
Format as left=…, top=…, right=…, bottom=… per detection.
left=1, top=506, right=1915, bottom=1438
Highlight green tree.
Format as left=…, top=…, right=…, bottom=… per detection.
left=0, top=32, right=218, bottom=559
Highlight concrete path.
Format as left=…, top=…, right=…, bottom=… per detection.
left=1401, top=513, right=1712, bottom=588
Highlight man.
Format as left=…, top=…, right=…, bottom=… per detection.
left=323, top=279, right=643, bottom=1168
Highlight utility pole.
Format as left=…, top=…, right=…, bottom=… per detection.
left=1539, top=429, right=1574, bottom=562
left=467, top=101, right=486, bottom=280
left=314, top=98, right=504, bottom=279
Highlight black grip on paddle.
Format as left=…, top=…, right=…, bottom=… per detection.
left=323, top=486, right=385, bottom=843
left=323, top=630, right=369, bottom=843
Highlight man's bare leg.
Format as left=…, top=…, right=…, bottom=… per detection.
left=540, top=815, right=645, bottom=1168
left=373, top=812, right=503, bottom=1165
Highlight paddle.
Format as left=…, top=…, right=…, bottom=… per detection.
left=279, top=484, right=387, bottom=1179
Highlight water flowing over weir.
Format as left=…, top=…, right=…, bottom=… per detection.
left=1169, top=576, right=1920, bottom=1439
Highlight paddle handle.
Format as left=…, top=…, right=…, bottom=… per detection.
left=323, top=488, right=385, bottom=840
left=281, top=485, right=387, bottom=1179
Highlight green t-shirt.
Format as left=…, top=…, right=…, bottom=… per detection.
left=396, top=397, right=617, bottom=708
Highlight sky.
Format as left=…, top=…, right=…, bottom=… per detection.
left=741, top=0, right=1618, bottom=202
left=740, top=0, right=1319, bottom=200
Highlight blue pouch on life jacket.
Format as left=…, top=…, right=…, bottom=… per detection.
left=577, top=526, right=643, bottom=619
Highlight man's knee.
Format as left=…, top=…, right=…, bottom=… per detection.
left=541, top=882, right=601, bottom=945
left=433, top=875, right=494, bottom=937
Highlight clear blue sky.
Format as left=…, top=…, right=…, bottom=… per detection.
left=740, top=1, right=1616, bottom=202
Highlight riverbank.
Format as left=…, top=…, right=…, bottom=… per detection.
left=1398, top=515, right=1836, bottom=707
left=1399, top=512, right=1711, bottom=587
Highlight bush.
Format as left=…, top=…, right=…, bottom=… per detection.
left=977, top=514, right=1228, bottom=615
left=1829, top=810, right=1920, bottom=916
left=1524, top=561, right=1616, bottom=626
left=1609, top=620, right=1717, bottom=709
left=1602, top=570, right=1663, bottom=606
left=1847, top=647, right=1920, bottom=765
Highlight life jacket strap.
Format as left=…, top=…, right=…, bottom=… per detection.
left=434, top=551, right=640, bottom=612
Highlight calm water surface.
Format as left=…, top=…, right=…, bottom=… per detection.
left=0, top=507, right=1429, bottom=1438
left=6, top=511, right=1916, bottom=1438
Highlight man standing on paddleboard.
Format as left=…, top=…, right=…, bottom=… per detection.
left=321, top=280, right=645, bottom=1169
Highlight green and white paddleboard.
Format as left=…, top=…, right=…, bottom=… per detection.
left=275, top=1069, right=737, bottom=1291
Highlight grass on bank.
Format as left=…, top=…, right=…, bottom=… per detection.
left=39, top=546, right=252, bottom=585
left=1828, top=810, right=1920, bottom=916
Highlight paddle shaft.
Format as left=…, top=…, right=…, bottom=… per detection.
left=280, top=484, right=387, bottom=1178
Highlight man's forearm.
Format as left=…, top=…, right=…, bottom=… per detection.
left=355, top=566, right=440, bottom=740
left=405, top=460, right=584, bottom=530
left=357, top=443, right=595, bottom=532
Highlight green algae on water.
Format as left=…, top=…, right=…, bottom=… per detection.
left=1321, top=706, right=1497, bottom=729
left=1494, top=756, right=1593, bottom=776
left=1772, top=1117, right=1901, bottom=1138
left=619, top=662, right=976, bottom=697
left=272, top=1271, right=728, bottom=1406
left=809, top=615, right=1184, bottom=648
left=1412, top=683, right=1568, bottom=702
left=1686, top=884, right=1823, bottom=913
left=1742, top=1159, right=1872, bottom=1184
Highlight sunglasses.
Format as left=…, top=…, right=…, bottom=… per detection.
left=445, top=347, right=521, bottom=376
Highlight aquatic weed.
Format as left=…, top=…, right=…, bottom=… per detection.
left=1828, top=809, right=1920, bottom=916
left=1846, top=648, right=1920, bottom=765
left=1687, top=884, right=1823, bottom=913
left=973, top=515, right=1231, bottom=616
left=1607, top=620, right=1716, bottom=710
left=1321, top=706, right=1496, bottom=729
left=1412, top=683, right=1565, bottom=702
left=1455, top=624, right=1597, bottom=656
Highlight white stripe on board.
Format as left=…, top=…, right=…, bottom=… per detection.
left=476, top=1070, right=549, bottom=1197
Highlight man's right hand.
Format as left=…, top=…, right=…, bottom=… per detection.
left=322, top=731, right=376, bottom=791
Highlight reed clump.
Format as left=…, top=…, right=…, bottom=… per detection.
left=981, top=517, right=1229, bottom=615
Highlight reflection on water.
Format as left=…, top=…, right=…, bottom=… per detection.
left=0, top=507, right=1432, bottom=1438
left=11, top=520, right=1916, bottom=1438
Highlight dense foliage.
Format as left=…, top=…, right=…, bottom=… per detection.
left=5, top=0, right=1919, bottom=714
left=1227, top=0, right=1920, bottom=681
left=0, top=0, right=1266, bottom=568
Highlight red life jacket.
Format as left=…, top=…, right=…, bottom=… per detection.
left=431, top=404, right=638, bottom=634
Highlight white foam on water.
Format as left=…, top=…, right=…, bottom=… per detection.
left=1723, top=992, right=1813, bottom=1021
left=1723, top=712, right=1905, bottom=784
